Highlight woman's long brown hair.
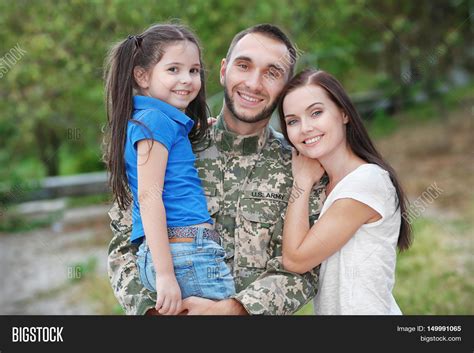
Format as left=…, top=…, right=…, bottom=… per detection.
left=103, top=24, right=210, bottom=210
left=278, top=69, right=412, bottom=251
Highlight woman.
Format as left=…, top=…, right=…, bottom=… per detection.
left=278, top=69, right=412, bottom=315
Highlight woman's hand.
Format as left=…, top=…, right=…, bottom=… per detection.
left=155, top=273, right=182, bottom=315
left=291, top=149, right=325, bottom=189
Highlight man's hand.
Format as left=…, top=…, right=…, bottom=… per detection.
left=182, top=297, right=248, bottom=315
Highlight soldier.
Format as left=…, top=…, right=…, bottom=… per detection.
left=107, top=23, right=326, bottom=315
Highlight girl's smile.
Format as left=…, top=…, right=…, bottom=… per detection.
left=135, top=41, right=202, bottom=110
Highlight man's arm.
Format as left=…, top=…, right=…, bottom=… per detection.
left=107, top=203, right=156, bottom=315
left=232, top=256, right=318, bottom=315
left=182, top=297, right=248, bottom=315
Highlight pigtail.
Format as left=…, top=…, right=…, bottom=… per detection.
left=104, top=37, right=139, bottom=210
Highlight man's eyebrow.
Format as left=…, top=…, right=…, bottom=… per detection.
left=268, top=63, right=285, bottom=73
left=233, top=56, right=252, bottom=62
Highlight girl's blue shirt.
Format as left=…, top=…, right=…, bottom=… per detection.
left=125, top=95, right=212, bottom=243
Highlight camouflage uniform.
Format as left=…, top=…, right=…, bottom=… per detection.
left=108, top=116, right=326, bottom=315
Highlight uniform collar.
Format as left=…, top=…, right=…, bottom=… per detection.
left=213, top=114, right=269, bottom=155
left=133, top=95, right=194, bottom=133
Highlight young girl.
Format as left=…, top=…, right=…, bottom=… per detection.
left=104, top=24, right=235, bottom=315
left=278, top=69, right=412, bottom=315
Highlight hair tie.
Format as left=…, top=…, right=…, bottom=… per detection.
left=127, top=35, right=143, bottom=48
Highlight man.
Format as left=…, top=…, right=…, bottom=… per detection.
left=108, top=24, right=326, bottom=315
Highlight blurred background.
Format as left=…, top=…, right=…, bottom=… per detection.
left=0, top=0, right=472, bottom=315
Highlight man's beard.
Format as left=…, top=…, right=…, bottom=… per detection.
left=224, top=86, right=279, bottom=124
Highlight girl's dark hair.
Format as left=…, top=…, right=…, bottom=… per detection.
left=103, top=23, right=210, bottom=210
left=278, top=69, right=412, bottom=251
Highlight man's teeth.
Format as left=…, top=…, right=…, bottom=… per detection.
left=304, top=136, right=322, bottom=144
left=239, top=92, right=260, bottom=102
left=173, top=90, right=190, bottom=95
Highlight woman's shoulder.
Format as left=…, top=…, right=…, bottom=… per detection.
left=339, top=163, right=395, bottom=196
left=351, top=164, right=390, bottom=182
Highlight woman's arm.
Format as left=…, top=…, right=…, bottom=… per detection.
left=282, top=151, right=380, bottom=274
left=283, top=195, right=380, bottom=274
left=137, top=139, right=181, bottom=315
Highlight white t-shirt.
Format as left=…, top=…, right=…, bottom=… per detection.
left=313, top=164, right=402, bottom=315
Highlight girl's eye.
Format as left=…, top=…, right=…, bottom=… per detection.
left=311, top=110, right=322, bottom=117
left=168, top=67, right=178, bottom=73
left=190, top=68, right=200, bottom=74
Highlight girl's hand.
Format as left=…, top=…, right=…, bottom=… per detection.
left=291, top=149, right=325, bottom=189
left=155, top=273, right=182, bottom=315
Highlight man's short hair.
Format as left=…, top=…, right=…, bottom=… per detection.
left=225, top=24, right=297, bottom=78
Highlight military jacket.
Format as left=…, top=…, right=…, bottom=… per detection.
left=107, top=116, right=326, bottom=315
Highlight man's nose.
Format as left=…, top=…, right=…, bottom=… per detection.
left=244, top=71, right=263, bottom=91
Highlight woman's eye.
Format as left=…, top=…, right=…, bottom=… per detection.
left=311, top=110, right=322, bottom=117
left=168, top=67, right=178, bottom=73
left=286, top=119, right=297, bottom=126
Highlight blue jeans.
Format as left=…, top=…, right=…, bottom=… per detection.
left=136, top=227, right=236, bottom=300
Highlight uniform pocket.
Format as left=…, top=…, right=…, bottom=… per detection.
left=204, top=187, right=220, bottom=217
left=237, top=195, right=285, bottom=269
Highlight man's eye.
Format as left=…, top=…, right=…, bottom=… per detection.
left=238, top=64, right=248, bottom=70
left=267, top=69, right=281, bottom=79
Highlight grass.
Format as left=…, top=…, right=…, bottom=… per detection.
left=0, top=212, right=60, bottom=233
left=395, top=213, right=473, bottom=315
left=71, top=274, right=124, bottom=315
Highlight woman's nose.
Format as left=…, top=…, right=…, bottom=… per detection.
left=300, top=118, right=314, bottom=133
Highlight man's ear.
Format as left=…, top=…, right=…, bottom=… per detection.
left=134, top=66, right=149, bottom=89
left=219, top=58, right=227, bottom=86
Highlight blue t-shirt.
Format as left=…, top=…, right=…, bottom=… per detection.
left=125, top=95, right=213, bottom=243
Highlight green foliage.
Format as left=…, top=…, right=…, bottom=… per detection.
left=0, top=0, right=471, bottom=182
left=67, top=193, right=111, bottom=208
left=368, top=110, right=398, bottom=138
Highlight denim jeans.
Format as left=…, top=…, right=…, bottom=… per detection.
left=136, top=227, right=236, bottom=300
